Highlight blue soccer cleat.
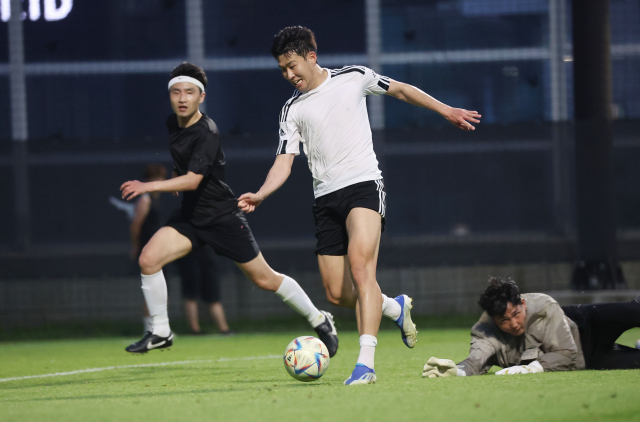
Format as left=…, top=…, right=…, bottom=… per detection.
left=343, top=364, right=377, bottom=385
left=394, top=295, right=417, bottom=348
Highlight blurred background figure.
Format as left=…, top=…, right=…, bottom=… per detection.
left=129, top=164, right=168, bottom=333
left=129, top=164, right=167, bottom=262
left=176, top=246, right=234, bottom=335
left=113, top=163, right=233, bottom=335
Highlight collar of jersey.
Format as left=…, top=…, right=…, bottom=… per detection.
left=304, top=68, right=331, bottom=94
left=174, top=112, right=205, bottom=131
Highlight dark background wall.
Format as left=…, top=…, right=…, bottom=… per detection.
left=1, top=0, right=640, bottom=328
left=1, top=0, right=640, bottom=264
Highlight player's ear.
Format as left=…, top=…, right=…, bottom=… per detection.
left=199, top=92, right=206, bottom=104
left=307, top=51, right=317, bottom=64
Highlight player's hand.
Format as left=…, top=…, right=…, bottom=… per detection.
left=444, top=108, right=481, bottom=131
left=120, top=180, right=149, bottom=201
left=422, top=357, right=460, bottom=378
left=495, top=361, right=543, bottom=375
left=237, top=192, right=264, bottom=213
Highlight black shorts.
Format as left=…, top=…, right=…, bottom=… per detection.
left=313, top=179, right=386, bottom=256
left=561, top=297, right=640, bottom=370
left=166, top=211, right=260, bottom=264
left=176, top=245, right=220, bottom=303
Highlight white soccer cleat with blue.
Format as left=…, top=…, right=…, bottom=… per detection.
left=394, top=294, right=417, bottom=348
left=343, top=364, right=377, bottom=385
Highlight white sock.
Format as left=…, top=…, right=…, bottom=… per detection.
left=382, top=294, right=402, bottom=321
left=141, top=271, right=171, bottom=337
left=275, top=276, right=324, bottom=327
left=143, top=316, right=153, bottom=333
left=356, top=334, right=377, bottom=369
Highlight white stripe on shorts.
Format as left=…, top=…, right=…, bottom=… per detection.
left=375, top=179, right=386, bottom=218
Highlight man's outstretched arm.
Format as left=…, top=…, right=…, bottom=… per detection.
left=238, top=153, right=295, bottom=213
left=385, top=80, right=481, bottom=131
left=121, top=172, right=203, bottom=201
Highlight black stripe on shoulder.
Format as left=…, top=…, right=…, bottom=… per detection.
left=331, top=65, right=355, bottom=73
left=279, top=90, right=302, bottom=122
left=333, top=65, right=360, bottom=71
left=280, top=91, right=303, bottom=123
left=332, top=65, right=366, bottom=75
left=334, top=67, right=366, bottom=77
left=377, top=80, right=390, bottom=91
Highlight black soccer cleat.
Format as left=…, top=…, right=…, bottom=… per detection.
left=314, top=311, right=338, bottom=357
left=125, top=331, right=174, bottom=353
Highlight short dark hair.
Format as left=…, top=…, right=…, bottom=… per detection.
left=144, top=164, right=167, bottom=181
left=170, top=62, right=207, bottom=92
left=270, top=26, right=317, bottom=59
left=478, top=277, right=523, bottom=317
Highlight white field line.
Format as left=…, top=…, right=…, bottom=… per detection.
left=0, top=355, right=281, bottom=383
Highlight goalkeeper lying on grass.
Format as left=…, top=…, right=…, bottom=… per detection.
left=423, top=277, right=640, bottom=378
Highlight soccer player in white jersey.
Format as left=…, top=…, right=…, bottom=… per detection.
left=238, top=27, right=481, bottom=385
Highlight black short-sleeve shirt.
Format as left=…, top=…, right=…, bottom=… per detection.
left=167, top=113, right=237, bottom=226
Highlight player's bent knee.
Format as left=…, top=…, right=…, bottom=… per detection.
left=325, top=289, right=342, bottom=306
left=138, top=252, right=161, bottom=274
left=324, top=287, right=355, bottom=308
left=349, top=264, right=374, bottom=285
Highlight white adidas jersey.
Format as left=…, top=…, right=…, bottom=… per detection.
left=276, top=66, right=390, bottom=198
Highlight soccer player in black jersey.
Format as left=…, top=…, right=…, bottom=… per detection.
left=120, top=63, right=338, bottom=355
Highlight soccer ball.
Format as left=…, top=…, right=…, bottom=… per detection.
left=283, top=336, right=330, bottom=382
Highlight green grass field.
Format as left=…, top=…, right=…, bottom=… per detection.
left=1, top=328, right=639, bottom=422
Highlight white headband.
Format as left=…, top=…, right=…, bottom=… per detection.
left=168, top=76, right=205, bottom=93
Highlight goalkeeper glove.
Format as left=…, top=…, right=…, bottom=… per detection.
left=422, top=357, right=465, bottom=378
left=495, top=361, right=544, bottom=375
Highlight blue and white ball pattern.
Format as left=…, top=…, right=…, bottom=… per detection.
left=283, top=336, right=330, bottom=382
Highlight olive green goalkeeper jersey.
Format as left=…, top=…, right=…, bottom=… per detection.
left=457, top=293, right=586, bottom=376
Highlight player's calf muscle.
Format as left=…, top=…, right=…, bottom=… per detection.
left=237, top=256, right=283, bottom=292
left=249, top=273, right=281, bottom=291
